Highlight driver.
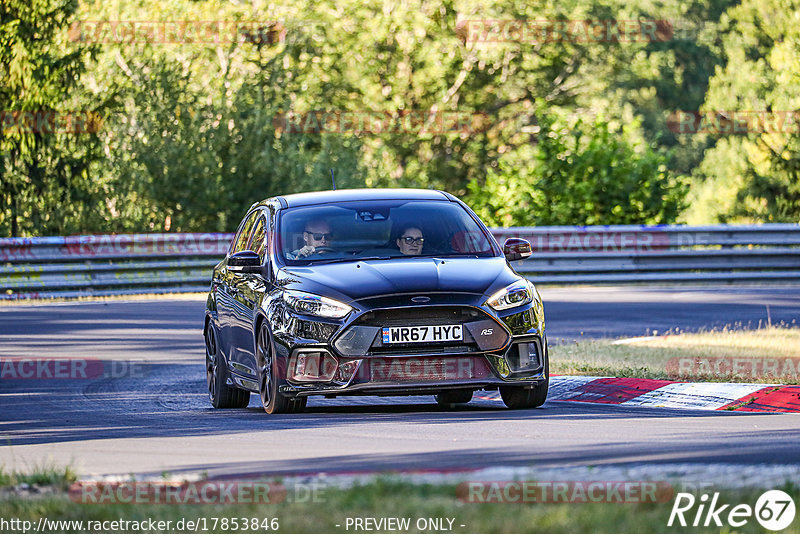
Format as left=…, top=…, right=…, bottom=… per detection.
left=396, top=225, right=424, bottom=256
left=287, top=219, right=333, bottom=259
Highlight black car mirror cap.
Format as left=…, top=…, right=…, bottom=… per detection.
left=503, top=238, right=532, bottom=262
left=228, top=250, right=263, bottom=273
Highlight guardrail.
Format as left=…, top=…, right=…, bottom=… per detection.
left=1, top=224, right=799, bottom=299
left=0, top=234, right=231, bottom=300
left=495, top=224, right=800, bottom=284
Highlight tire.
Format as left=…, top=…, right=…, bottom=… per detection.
left=256, top=323, right=293, bottom=414
left=500, top=341, right=549, bottom=409
left=435, top=389, right=473, bottom=406
left=206, top=322, right=250, bottom=409
left=289, top=397, right=308, bottom=413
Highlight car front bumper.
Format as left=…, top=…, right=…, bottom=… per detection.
left=266, top=292, right=547, bottom=398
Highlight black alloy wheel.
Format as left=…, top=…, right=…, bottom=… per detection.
left=256, top=323, right=294, bottom=414
left=206, top=323, right=250, bottom=408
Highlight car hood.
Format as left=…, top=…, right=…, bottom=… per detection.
left=278, top=256, right=519, bottom=303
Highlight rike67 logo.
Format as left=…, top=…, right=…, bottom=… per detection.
left=668, top=490, right=796, bottom=530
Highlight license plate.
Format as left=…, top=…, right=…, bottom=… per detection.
left=381, top=325, right=463, bottom=344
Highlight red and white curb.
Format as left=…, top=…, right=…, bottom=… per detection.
left=477, top=376, right=800, bottom=412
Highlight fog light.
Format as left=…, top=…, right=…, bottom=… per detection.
left=506, top=341, right=541, bottom=372
left=289, top=351, right=338, bottom=382
left=334, top=359, right=362, bottom=383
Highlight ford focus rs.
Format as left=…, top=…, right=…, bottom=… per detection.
left=204, top=188, right=548, bottom=413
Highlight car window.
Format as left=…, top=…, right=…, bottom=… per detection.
left=277, top=199, right=497, bottom=264
left=231, top=211, right=258, bottom=254
left=248, top=215, right=267, bottom=261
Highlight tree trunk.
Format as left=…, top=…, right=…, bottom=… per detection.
left=10, top=190, right=18, bottom=237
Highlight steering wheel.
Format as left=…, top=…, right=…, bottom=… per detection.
left=312, top=246, right=336, bottom=255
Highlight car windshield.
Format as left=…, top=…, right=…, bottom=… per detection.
left=277, top=199, right=497, bottom=265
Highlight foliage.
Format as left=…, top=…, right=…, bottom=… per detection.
left=682, top=0, right=800, bottom=223
left=0, top=0, right=104, bottom=236
left=466, top=110, right=684, bottom=226
left=5, top=0, right=796, bottom=235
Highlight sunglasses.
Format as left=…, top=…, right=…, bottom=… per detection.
left=304, top=231, right=333, bottom=241
left=400, top=236, right=424, bottom=245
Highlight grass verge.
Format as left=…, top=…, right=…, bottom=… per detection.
left=0, top=479, right=798, bottom=534
left=0, top=464, right=77, bottom=490
left=551, top=325, right=800, bottom=383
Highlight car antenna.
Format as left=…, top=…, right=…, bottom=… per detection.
left=331, top=168, right=336, bottom=190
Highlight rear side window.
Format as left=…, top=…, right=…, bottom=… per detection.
left=231, top=211, right=258, bottom=254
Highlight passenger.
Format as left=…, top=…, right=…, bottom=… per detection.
left=288, top=219, right=333, bottom=259
left=396, top=226, right=424, bottom=256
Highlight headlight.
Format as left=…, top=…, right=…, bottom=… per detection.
left=282, top=290, right=352, bottom=319
left=486, top=279, right=534, bottom=311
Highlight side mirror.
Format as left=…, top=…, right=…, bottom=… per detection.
left=503, top=238, right=532, bottom=262
left=228, top=250, right=263, bottom=273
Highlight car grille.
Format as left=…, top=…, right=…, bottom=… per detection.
left=355, top=306, right=485, bottom=327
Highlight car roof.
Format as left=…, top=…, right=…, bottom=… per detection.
left=253, top=188, right=454, bottom=210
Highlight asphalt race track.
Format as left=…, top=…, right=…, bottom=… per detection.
left=1, top=286, right=799, bottom=480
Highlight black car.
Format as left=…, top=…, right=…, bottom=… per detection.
left=204, top=188, right=548, bottom=413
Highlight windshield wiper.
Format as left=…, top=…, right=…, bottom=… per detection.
left=306, top=255, right=395, bottom=265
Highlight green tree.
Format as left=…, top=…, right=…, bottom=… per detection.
left=466, top=110, right=684, bottom=226
left=0, top=0, right=103, bottom=236
left=74, top=0, right=367, bottom=232
left=683, top=0, right=800, bottom=223
left=5, top=0, right=735, bottom=235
